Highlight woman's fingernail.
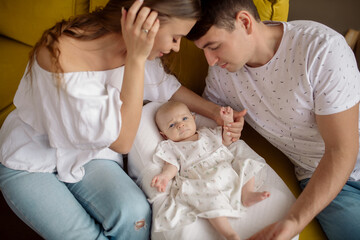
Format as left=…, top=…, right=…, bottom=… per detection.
left=227, top=132, right=231, bottom=136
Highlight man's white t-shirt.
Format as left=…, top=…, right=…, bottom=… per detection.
left=204, top=20, right=360, bottom=181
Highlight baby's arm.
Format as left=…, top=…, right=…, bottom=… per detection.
left=151, top=162, right=178, bottom=192
left=220, top=106, right=234, bottom=146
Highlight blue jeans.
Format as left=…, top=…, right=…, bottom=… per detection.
left=0, top=159, right=151, bottom=240
left=299, top=178, right=360, bottom=240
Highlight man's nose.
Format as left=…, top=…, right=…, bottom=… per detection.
left=204, top=49, right=218, bottom=66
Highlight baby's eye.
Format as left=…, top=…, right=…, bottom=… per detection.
left=183, top=117, right=188, bottom=121
left=169, top=123, right=175, bottom=128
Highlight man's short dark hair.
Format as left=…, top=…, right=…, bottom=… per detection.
left=187, top=0, right=260, bottom=41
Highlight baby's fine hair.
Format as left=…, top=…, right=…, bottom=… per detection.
left=155, top=101, right=188, bottom=127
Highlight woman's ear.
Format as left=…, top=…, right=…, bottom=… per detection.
left=235, top=10, right=253, bottom=34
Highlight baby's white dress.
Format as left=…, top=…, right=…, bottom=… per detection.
left=152, top=126, right=266, bottom=232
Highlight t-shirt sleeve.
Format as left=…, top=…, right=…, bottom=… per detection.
left=310, top=35, right=360, bottom=115
left=203, top=66, right=228, bottom=106
left=153, top=141, right=180, bottom=170
left=143, top=59, right=181, bottom=102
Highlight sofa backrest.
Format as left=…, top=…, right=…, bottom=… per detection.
left=0, top=0, right=89, bottom=47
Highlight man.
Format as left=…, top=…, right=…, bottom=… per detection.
left=187, top=0, right=360, bottom=239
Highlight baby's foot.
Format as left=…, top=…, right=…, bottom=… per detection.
left=242, top=191, right=270, bottom=207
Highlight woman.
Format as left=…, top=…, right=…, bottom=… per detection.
left=0, top=0, right=204, bottom=239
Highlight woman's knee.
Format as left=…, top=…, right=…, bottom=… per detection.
left=104, top=196, right=151, bottom=239
left=112, top=192, right=151, bottom=226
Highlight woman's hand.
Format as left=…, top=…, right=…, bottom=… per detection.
left=121, top=0, right=160, bottom=61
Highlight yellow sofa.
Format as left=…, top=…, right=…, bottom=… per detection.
left=0, top=0, right=326, bottom=239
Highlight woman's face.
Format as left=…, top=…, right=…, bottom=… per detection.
left=148, top=17, right=197, bottom=60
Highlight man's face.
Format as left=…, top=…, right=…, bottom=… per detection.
left=194, top=24, right=253, bottom=72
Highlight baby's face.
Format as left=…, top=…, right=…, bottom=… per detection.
left=157, top=104, right=197, bottom=142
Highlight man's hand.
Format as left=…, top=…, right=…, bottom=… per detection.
left=224, top=109, right=247, bottom=142
left=247, top=218, right=298, bottom=240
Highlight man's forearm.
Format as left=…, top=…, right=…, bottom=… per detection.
left=286, top=137, right=358, bottom=233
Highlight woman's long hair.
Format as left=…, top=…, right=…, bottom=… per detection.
left=27, top=0, right=200, bottom=82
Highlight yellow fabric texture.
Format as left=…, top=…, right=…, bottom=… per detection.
left=253, top=0, right=289, bottom=21
left=0, top=0, right=326, bottom=239
left=0, top=37, right=30, bottom=109
left=90, top=0, right=109, bottom=12
left=0, top=0, right=88, bottom=47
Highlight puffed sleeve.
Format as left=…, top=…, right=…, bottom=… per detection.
left=143, top=59, right=181, bottom=102
left=15, top=66, right=123, bottom=150
left=153, top=141, right=180, bottom=170
left=13, top=65, right=125, bottom=182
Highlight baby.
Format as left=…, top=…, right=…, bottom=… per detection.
left=151, top=101, right=270, bottom=240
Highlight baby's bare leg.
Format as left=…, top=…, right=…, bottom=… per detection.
left=209, top=217, right=240, bottom=240
left=241, top=177, right=270, bottom=207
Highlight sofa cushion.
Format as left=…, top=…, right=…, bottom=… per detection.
left=0, top=0, right=89, bottom=47
left=0, top=36, right=31, bottom=126
left=253, top=0, right=289, bottom=21
left=89, top=0, right=109, bottom=12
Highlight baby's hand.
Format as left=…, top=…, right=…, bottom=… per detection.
left=151, top=174, right=169, bottom=192
left=220, top=106, right=234, bottom=124
left=220, top=106, right=234, bottom=146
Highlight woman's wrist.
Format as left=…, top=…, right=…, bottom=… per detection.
left=125, top=54, right=147, bottom=66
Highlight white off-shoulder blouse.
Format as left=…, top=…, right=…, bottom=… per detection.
left=0, top=58, right=181, bottom=183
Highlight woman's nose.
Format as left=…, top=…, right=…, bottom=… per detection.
left=172, top=39, right=181, bottom=53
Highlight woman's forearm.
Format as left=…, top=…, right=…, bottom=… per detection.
left=171, top=86, right=221, bottom=123
left=110, top=58, right=145, bottom=153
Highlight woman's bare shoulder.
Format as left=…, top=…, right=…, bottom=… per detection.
left=35, top=36, right=82, bottom=73
left=36, top=46, right=54, bottom=72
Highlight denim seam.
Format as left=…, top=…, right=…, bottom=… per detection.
left=69, top=190, right=109, bottom=230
